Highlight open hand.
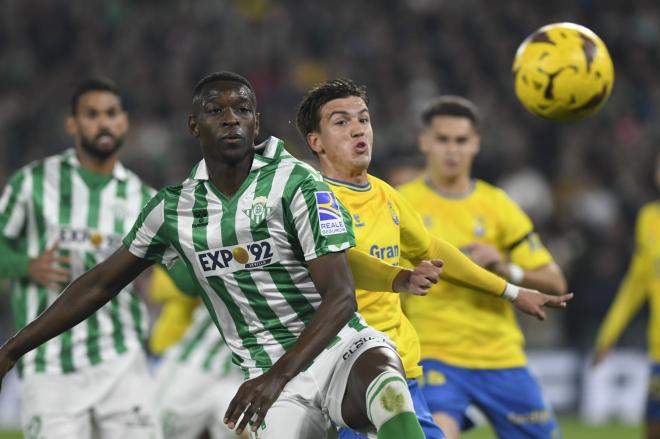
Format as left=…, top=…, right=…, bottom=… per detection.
left=224, top=369, right=289, bottom=435
left=462, top=243, right=502, bottom=269
left=27, top=242, right=70, bottom=289
left=513, top=289, right=573, bottom=320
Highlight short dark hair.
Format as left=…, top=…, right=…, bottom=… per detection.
left=71, top=76, right=122, bottom=115
left=192, top=71, right=256, bottom=106
left=421, top=96, right=480, bottom=128
left=295, top=78, right=369, bottom=139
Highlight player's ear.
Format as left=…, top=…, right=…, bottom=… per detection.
left=418, top=131, right=429, bottom=154
left=65, top=115, right=78, bottom=136
left=188, top=114, right=199, bottom=138
left=306, top=132, right=324, bottom=155
left=118, top=110, right=129, bottom=135
left=474, top=133, right=481, bottom=154
left=255, top=112, right=260, bottom=137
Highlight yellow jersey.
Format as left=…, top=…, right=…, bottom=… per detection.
left=325, top=175, right=433, bottom=378
left=399, top=178, right=553, bottom=369
left=148, top=265, right=200, bottom=354
left=596, top=201, right=660, bottom=361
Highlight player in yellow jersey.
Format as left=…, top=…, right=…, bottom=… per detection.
left=593, top=150, right=660, bottom=439
left=398, top=96, right=568, bottom=439
left=148, top=266, right=200, bottom=354
left=295, top=79, right=572, bottom=439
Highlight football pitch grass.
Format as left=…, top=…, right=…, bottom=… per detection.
left=0, top=418, right=643, bottom=439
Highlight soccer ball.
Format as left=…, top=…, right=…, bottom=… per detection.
left=512, top=22, right=614, bottom=122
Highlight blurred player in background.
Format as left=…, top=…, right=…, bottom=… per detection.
left=0, top=77, right=161, bottom=438
left=148, top=267, right=246, bottom=439
left=399, top=96, right=568, bottom=439
left=593, top=149, right=660, bottom=439
left=295, top=79, right=572, bottom=439
left=148, top=266, right=199, bottom=356
left=157, top=305, right=245, bottom=439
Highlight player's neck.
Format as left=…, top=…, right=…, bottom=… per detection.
left=426, top=171, right=472, bottom=196
left=75, top=150, right=117, bottom=176
left=205, top=153, right=254, bottom=197
left=320, top=163, right=369, bottom=186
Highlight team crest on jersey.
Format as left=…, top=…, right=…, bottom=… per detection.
left=387, top=200, right=400, bottom=225
left=353, top=213, right=365, bottom=227
left=473, top=216, right=485, bottom=237
left=196, top=238, right=280, bottom=276
left=243, top=196, right=271, bottom=225
left=314, top=191, right=347, bottom=236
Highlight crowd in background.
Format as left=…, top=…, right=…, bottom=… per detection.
left=1, top=0, right=658, bottom=354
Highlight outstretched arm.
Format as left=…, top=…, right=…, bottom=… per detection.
left=462, top=243, right=567, bottom=295
left=223, top=251, right=357, bottom=435
left=347, top=247, right=442, bottom=296
left=0, top=247, right=153, bottom=384
left=418, top=236, right=572, bottom=320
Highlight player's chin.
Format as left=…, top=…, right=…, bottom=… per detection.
left=352, top=155, right=371, bottom=170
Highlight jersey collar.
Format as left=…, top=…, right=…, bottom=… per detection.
left=323, top=175, right=372, bottom=192
left=64, top=148, right=128, bottom=181
left=190, top=136, right=283, bottom=181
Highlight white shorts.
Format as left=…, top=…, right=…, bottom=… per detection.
left=156, top=356, right=244, bottom=439
left=249, top=322, right=397, bottom=439
left=20, top=350, right=161, bottom=439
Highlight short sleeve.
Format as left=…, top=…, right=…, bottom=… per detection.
left=123, top=190, right=179, bottom=267
left=499, top=193, right=553, bottom=269
left=0, top=169, right=29, bottom=239
left=286, top=175, right=355, bottom=261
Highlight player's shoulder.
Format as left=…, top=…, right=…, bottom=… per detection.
left=366, top=174, right=399, bottom=196
left=120, top=166, right=156, bottom=193
left=396, top=176, right=426, bottom=196
left=638, top=200, right=660, bottom=227
left=18, top=149, right=71, bottom=174
left=264, top=136, right=324, bottom=184
left=474, top=179, right=508, bottom=198
left=474, top=180, right=521, bottom=207
left=277, top=154, right=326, bottom=191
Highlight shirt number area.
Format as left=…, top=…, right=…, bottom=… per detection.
left=196, top=238, right=280, bottom=277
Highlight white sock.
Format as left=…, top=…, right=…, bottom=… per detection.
left=365, top=370, right=415, bottom=429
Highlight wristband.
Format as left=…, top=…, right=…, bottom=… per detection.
left=507, top=262, right=524, bottom=284
left=501, top=283, right=520, bottom=302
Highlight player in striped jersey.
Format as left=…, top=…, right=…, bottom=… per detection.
left=147, top=266, right=244, bottom=439
left=295, top=79, right=573, bottom=439
left=157, top=305, right=244, bottom=439
left=0, top=72, right=444, bottom=439
left=0, top=78, right=161, bottom=438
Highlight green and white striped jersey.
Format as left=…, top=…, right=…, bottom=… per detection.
left=167, top=306, right=235, bottom=378
left=124, top=136, right=355, bottom=378
left=0, top=149, right=154, bottom=377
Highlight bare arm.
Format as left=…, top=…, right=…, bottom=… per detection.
left=463, top=243, right=567, bottom=295
left=223, top=251, right=357, bottom=435
left=0, top=247, right=152, bottom=380
left=506, top=262, right=566, bottom=295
